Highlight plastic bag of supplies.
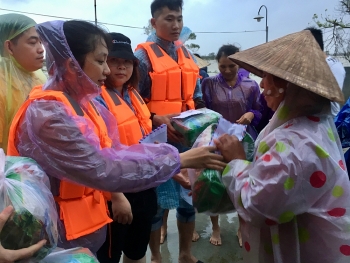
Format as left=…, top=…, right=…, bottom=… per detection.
left=171, top=108, right=222, bottom=147
left=0, top=149, right=58, bottom=262
left=188, top=118, right=253, bottom=214
left=40, top=247, right=98, bottom=263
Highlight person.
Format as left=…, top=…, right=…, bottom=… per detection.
left=255, top=92, right=275, bottom=134
left=215, top=30, right=350, bottom=263
left=0, top=206, right=47, bottom=263
left=201, top=44, right=262, bottom=140
left=335, top=97, right=350, bottom=179
left=7, top=20, right=227, bottom=254
left=305, top=27, right=346, bottom=118
left=134, top=1, right=207, bottom=262
left=95, top=33, right=191, bottom=263
left=0, top=13, right=46, bottom=153
left=193, top=53, right=209, bottom=83
left=201, top=44, right=262, bottom=246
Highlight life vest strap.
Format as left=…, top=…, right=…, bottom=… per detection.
left=62, top=93, right=84, bottom=116
left=150, top=43, right=164, bottom=58
left=105, top=88, right=122, bottom=106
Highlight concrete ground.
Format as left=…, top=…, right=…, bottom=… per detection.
left=145, top=210, right=244, bottom=263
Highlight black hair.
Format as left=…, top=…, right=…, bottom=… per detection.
left=304, top=27, right=324, bottom=51
left=10, top=31, right=25, bottom=45
left=216, top=44, right=240, bottom=61
left=193, top=53, right=201, bottom=58
left=63, top=20, right=111, bottom=68
left=151, top=0, right=183, bottom=17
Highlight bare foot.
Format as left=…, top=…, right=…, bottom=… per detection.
left=237, top=229, right=243, bottom=248
left=160, top=224, right=167, bottom=244
left=192, top=230, right=200, bottom=242
left=151, top=253, right=162, bottom=263
left=210, top=226, right=222, bottom=246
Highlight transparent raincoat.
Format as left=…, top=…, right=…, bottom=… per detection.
left=223, top=84, right=350, bottom=263
left=11, top=20, right=180, bottom=252
left=0, top=13, right=46, bottom=153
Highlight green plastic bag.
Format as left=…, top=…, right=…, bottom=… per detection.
left=188, top=119, right=255, bottom=214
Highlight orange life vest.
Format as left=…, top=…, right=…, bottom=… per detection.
left=100, top=86, right=152, bottom=145
left=135, top=42, right=199, bottom=115
left=7, top=85, right=112, bottom=241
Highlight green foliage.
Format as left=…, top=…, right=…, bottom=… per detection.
left=143, top=20, right=153, bottom=35
left=312, top=0, right=350, bottom=61
left=188, top=32, right=197, bottom=40
left=201, top=52, right=216, bottom=60
left=185, top=43, right=200, bottom=52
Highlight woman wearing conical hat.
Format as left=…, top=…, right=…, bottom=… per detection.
left=213, top=30, right=350, bottom=262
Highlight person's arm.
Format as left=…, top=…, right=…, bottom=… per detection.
left=0, top=206, right=47, bottom=263
left=135, top=49, right=151, bottom=100
left=16, top=100, right=181, bottom=193
left=247, top=80, right=263, bottom=127
left=218, top=130, right=342, bottom=227
left=17, top=100, right=226, bottom=193
left=193, top=78, right=206, bottom=109
left=201, top=78, right=212, bottom=109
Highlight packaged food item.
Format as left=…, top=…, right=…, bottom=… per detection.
left=188, top=119, right=254, bottom=214
left=41, top=247, right=99, bottom=263
left=0, top=149, right=58, bottom=262
left=171, top=108, right=222, bottom=147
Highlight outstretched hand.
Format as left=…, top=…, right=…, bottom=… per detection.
left=152, top=114, right=184, bottom=143
left=214, top=134, right=246, bottom=162
left=173, top=169, right=191, bottom=190
left=180, top=145, right=227, bottom=171
left=236, top=112, right=254, bottom=125
left=0, top=206, right=47, bottom=263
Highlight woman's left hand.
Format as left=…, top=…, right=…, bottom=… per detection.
left=214, top=134, right=246, bottom=162
left=236, top=112, right=254, bottom=125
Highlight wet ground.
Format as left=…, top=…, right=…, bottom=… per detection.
left=145, top=210, right=244, bottom=263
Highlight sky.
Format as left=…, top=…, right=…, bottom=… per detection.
left=0, top=0, right=341, bottom=55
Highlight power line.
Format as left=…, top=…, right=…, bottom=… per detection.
left=194, top=30, right=265, bottom=34
left=0, top=8, right=266, bottom=34
left=0, top=8, right=144, bottom=29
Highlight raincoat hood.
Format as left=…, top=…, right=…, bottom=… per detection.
left=0, top=13, right=36, bottom=57
left=0, top=13, right=45, bottom=153
left=36, top=20, right=101, bottom=106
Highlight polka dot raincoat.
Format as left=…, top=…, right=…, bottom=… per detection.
left=223, top=86, right=350, bottom=263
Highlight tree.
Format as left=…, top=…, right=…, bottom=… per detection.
left=143, top=22, right=201, bottom=52
left=201, top=52, right=215, bottom=60
left=143, top=20, right=153, bottom=35
left=185, top=43, right=200, bottom=52
left=313, top=0, right=350, bottom=61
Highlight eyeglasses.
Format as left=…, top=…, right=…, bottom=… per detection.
left=107, top=58, right=134, bottom=68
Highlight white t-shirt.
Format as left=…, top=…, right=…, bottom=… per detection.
left=326, top=56, right=346, bottom=117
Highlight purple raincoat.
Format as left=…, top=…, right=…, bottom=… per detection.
left=202, top=73, right=262, bottom=139
left=11, top=20, right=180, bottom=253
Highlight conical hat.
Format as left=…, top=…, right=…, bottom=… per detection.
left=229, top=30, right=344, bottom=103
left=193, top=55, right=210, bottom=68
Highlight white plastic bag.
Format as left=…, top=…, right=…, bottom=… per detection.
left=0, top=149, right=58, bottom=262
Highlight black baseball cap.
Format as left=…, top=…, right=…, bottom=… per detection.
left=108, top=32, right=137, bottom=61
